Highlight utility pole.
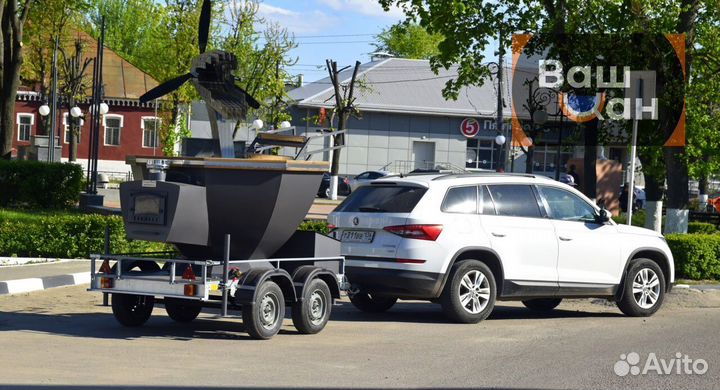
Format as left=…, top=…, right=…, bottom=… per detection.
left=48, top=36, right=59, bottom=163
left=495, top=29, right=505, bottom=171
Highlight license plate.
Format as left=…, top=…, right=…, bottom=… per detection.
left=341, top=230, right=375, bottom=243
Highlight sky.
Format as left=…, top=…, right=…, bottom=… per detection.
left=255, top=0, right=406, bottom=82
left=254, top=0, right=501, bottom=83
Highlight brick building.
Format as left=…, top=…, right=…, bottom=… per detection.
left=11, top=31, right=163, bottom=176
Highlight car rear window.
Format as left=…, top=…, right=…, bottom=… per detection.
left=335, top=185, right=427, bottom=213
left=442, top=186, right=477, bottom=213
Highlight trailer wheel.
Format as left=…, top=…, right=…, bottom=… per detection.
left=164, top=297, right=202, bottom=323
left=292, top=278, right=332, bottom=334
left=242, top=281, right=285, bottom=340
left=111, top=293, right=154, bottom=327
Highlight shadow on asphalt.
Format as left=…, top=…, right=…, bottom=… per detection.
left=0, top=310, right=287, bottom=341
left=0, top=387, right=541, bottom=390
left=0, top=301, right=621, bottom=341
left=329, top=300, right=623, bottom=323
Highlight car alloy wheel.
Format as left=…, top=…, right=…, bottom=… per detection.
left=458, top=269, right=491, bottom=314
left=632, top=267, right=661, bottom=309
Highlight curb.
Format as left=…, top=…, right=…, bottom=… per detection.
left=0, top=258, right=74, bottom=266
left=0, top=272, right=90, bottom=295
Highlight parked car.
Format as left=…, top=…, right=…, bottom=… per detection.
left=317, top=173, right=352, bottom=198
left=329, top=172, right=674, bottom=323
left=619, top=185, right=646, bottom=212
left=348, top=170, right=396, bottom=192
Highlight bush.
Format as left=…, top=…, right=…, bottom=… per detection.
left=0, top=210, right=170, bottom=258
left=612, top=210, right=646, bottom=227
left=298, top=219, right=330, bottom=234
left=0, top=160, right=82, bottom=209
left=665, top=234, right=720, bottom=280
left=687, top=222, right=718, bottom=235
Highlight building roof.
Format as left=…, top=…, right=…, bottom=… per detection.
left=72, top=31, right=160, bottom=100
left=22, top=30, right=160, bottom=101
left=288, top=58, right=518, bottom=118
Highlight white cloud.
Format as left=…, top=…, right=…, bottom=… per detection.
left=316, top=0, right=405, bottom=19
left=256, top=3, right=336, bottom=34
left=258, top=3, right=295, bottom=16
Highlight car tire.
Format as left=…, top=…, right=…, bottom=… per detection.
left=522, top=298, right=562, bottom=312
left=242, top=281, right=285, bottom=340
left=349, top=291, right=397, bottom=313
left=291, top=278, right=332, bottom=334
left=617, top=258, right=666, bottom=317
left=439, top=260, right=496, bottom=323
left=111, top=293, right=155, bottom=327
left=164, top=297, right=202, bottom=323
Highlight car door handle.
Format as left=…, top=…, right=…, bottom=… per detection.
left=491, top=232, right=506, bottom=237
left=559, top=236, right=573, bottom=241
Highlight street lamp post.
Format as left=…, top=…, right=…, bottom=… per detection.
left=47, top=36, right=60, bottom=163
left=528, top=81, right=565, bottom=178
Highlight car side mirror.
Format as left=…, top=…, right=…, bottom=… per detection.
left=595, top=208, right=611, bottom=224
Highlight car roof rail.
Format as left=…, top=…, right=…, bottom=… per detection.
left=431, top=172, right=544, bottom=181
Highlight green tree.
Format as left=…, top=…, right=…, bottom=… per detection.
left=374, top=22, right=443, bottom=59
left=220, top=0, right=297, bottom=129
left=379, top=0, right=715, bottom=232
left=1, top=0, right=34, bottom=159
left=22, top=0, right=90, bottom=95
left=83, top=0, right=162, bottom=63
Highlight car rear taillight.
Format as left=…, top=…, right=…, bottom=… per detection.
left=383, top=224, right=443, bottom=241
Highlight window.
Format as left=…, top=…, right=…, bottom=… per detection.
left=355, top=172, right=370, bottom=180
left=539, top=186, right=597, bottom=222
left=367, top=172, right=384, bottom=179
left=62, top=114, right=83, bottom=144
left=336, top=186, right=427, bottom=213
left=487, top=185, right=541, bottom=218
left=442, top=186, right=477, bottom=214
left=142, top=117, right=160, bottom=148
left=466, top=138, right=499, bottom=170
left=17, top=114, right=33, bottom=141
left=532, top=145, right=573, bottom=173
left=104, top=115, right=123, bottom=146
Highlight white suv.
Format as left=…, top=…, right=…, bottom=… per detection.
left=328, top=173, right=674, bottom=323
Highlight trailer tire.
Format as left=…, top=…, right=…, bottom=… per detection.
left=111, top=293, right=154, bottom=327
left=292, top=278, right=332, bottom=334
left=242, top=281, right=285, bottom=340
left=164, top=297, right=202, bottom=323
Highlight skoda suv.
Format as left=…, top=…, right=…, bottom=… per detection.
left=328, top=173, right=674, bottom=323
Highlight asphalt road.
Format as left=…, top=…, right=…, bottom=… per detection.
left=0, top=285, right=719, bottom=390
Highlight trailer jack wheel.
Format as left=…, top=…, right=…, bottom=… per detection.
left=292, top=278, right=332, bottom=334
left=242, top=281, right=285, bottom=340
left=112, top=293, right=155, bottom=327
left=164, top=297, right=202, bottom=322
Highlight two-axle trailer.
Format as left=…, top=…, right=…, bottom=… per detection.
left=89, top=234, right=346, bottom=340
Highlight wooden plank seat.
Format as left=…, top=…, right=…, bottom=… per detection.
left=255, top=132, right=308, bottom=147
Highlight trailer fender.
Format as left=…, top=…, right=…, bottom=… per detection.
left=291, top=266, right=341, bottom=301
left=234, top=268, right=296, bottom=306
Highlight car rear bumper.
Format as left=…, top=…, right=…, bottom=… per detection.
left=345, top=266, right=443, bottom=299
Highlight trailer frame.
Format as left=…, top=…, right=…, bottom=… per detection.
left=88, top=233, right=347, bottom=339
